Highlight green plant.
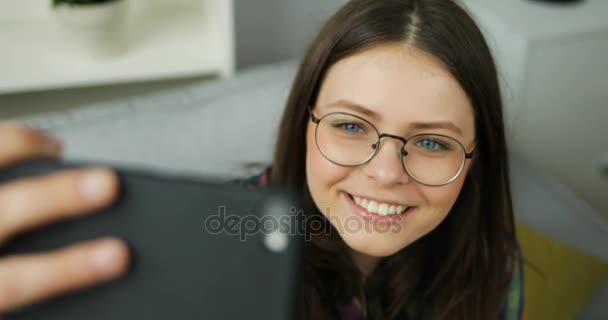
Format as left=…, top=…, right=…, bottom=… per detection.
left=53, top=0, right=119, bottom=8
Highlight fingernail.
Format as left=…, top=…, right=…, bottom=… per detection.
left=79, top=170, right=112, bottom=201
left=44, top=139, right=63, bottom=155
left=33, top=129, right=62, bottom=152
left=89, top=239, right=124, bottom=273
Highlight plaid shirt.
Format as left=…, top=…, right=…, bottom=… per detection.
left=237, top=167, right=524, bottom=320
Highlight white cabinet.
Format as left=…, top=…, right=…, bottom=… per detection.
left=464, top=0, right=608, bottom=216
left=0, top=0, right=235, bottom=94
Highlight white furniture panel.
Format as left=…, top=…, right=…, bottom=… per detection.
left=464, top=0, right=608, bottom=217
left=0, top=0, right=235, bottom=94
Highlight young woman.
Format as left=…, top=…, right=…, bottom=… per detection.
left=239, top=0, right=522, bottom=318
left=0, top=0, right=522, bottom=319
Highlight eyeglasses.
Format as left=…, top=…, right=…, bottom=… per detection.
left=309, top=110, right=475, bottom=186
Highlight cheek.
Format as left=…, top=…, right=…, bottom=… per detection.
left=428, top=158, right=472, bottom=205
left=416, top=161, right=472, bottom=229
left=424, top=180, right=464, bottom=215
left=305, top=124, right=350, bottom=213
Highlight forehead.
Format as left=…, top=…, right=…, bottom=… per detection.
left=316, top=43, right=475, bottom=141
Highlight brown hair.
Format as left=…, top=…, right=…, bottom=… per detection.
left=270, top=0, right=516, bottom=319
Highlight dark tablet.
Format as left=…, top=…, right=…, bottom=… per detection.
left=0, top=159, right=303, bottom=320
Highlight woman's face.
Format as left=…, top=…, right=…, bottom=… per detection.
left=306, top=43, right=476, bottom=258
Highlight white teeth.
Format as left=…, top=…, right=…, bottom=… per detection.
left=368, top=201, right=378, bottom=213
left=378, top=203, right=389, bottom=215
left=351, top=195, right=409, bottom=215
left=388, top=205, right=396, bottom=214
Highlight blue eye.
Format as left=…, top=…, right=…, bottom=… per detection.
left=420, top=139, right=437, bottom=149
left=338, top=123, right=364, bottom=133
left=417, top=139, right=447, bottom=150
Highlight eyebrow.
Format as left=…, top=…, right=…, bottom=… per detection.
left=327, top=99, right=381, bottom=120
left=325, top=99, right=464, bottom=137
left=409, top=121, right=464, bottom=137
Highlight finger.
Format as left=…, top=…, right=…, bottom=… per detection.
left=0, top=168, right=119, bottom=244
left=0, top=122, right=62, bottom=168
left=0, top=237, right=130, bottom=313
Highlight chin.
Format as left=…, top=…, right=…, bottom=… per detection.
left=338, top=229, right=410, bottom=257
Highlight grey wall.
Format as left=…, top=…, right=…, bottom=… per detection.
left=234, top=0, right=346, bottom=69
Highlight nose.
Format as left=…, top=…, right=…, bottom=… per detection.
left=362, top=138, right=410, bottom=187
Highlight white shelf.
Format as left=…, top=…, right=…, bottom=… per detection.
left=0, top=0, right=235, bottom=95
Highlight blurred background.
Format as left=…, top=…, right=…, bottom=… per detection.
left=0, top=0, right=346, bottom=118
left=0, top=0, right=607, bottom=319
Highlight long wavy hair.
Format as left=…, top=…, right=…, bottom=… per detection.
left=270, top=0, right=516, bottom=319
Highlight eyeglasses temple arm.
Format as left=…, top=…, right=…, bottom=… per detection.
left=308, top=106, right=321, bottom=123
left=465, top=146, right=477, bottom=159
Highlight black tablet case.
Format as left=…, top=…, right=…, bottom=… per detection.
left=0, top=160, right=303, bottom=320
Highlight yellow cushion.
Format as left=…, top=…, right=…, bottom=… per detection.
left=515, top=222, right=608, bottom=320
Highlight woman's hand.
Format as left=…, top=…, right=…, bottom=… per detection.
left=0, top=122, right=130, bottom=313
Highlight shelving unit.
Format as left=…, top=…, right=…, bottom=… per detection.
left=0, top=0, right=235, bottom=95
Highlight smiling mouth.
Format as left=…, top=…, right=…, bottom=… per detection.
left=346, top=193, right=415, bottom=217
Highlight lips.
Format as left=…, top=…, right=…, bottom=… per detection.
left=351, top=194, right=408, bottom=216
left=344, top=192, right=415, bottom=223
